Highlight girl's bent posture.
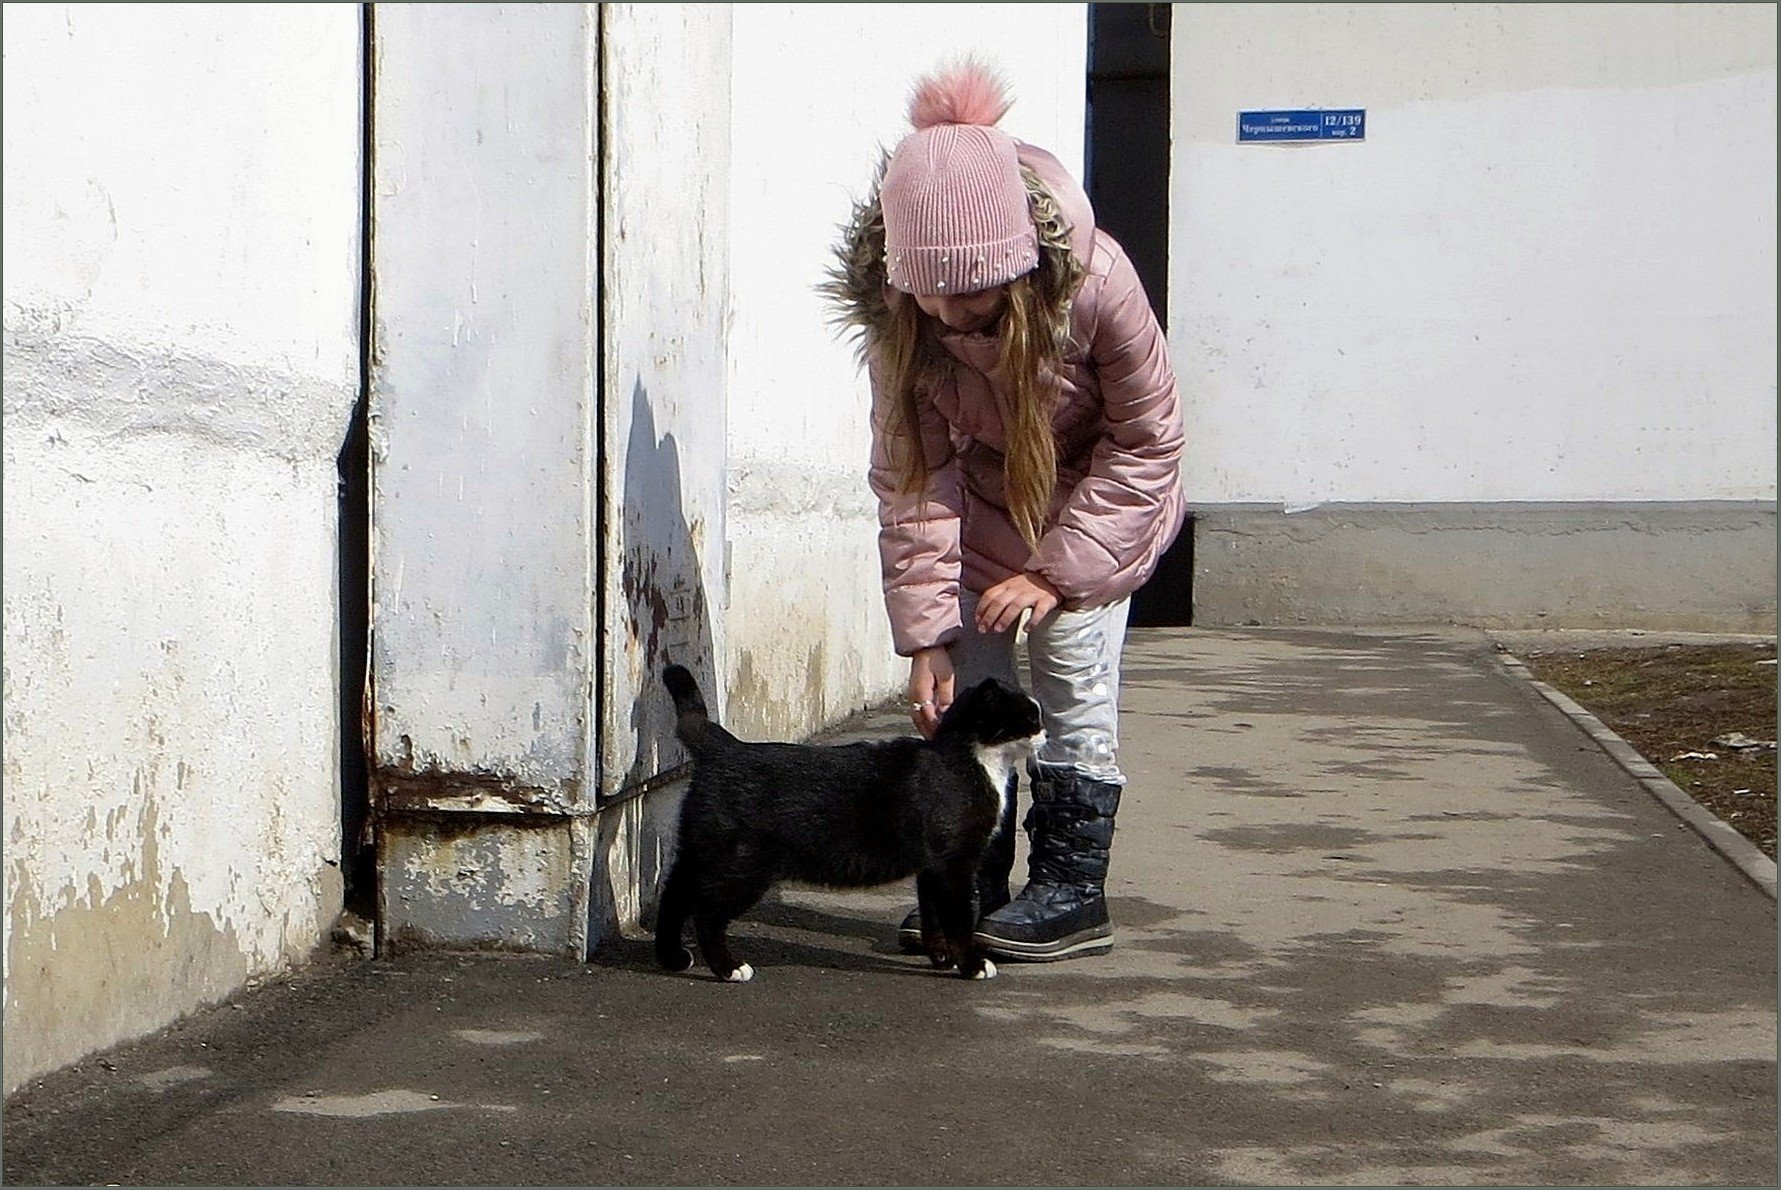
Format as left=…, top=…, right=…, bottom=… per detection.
left=826, top=60, right=1186, bottom=961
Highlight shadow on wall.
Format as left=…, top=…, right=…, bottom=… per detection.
left=615, top=378, right=715, bottom=801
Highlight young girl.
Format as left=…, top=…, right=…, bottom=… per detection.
left=826, top=60, right=1185, bottom=961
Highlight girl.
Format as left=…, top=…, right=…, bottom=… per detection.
left=826, top=60, right=1185, bottom=961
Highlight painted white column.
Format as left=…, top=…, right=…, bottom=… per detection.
left=590, top=3, right=734, bottom=936
left=369, top=5, right=602, bottom=954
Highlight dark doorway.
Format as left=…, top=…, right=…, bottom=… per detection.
left=1087, top=2, right=1193, bottom=627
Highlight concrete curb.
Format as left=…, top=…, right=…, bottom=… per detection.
left=1495, top=650, right=1777, bottom=900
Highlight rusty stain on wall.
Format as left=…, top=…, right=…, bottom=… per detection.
left=378, top=764, right=583, bottom=818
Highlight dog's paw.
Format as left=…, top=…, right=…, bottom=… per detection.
left=723, top=963, right=754, bottom=983
left=953, top=956, right=996, bottom=980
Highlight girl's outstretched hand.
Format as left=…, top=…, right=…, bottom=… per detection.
left=907, top=646, right=955, bottom=739
left=976, top=571, right=1061, bottom=636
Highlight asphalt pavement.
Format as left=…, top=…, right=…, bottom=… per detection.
left=4, top=627, right=1774, bottom=1186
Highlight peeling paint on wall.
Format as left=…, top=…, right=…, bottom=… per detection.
left=366, top=4, right=603, bottom=956
left=4, top=397, right=354, bottom=1097
left=368, top=3, right=598, bottom=796
left=2, top=3, right=359, bottom=1094
left=379, top=817, right=589, bottom=957
left=3, top=796, right=303, bottom=1094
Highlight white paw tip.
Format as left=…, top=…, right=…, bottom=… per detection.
left=974, top=959, right=997, bottom=980
left=726, top=963, right=754, bottom=983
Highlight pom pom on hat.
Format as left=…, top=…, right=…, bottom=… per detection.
left=880, top=60, right=1039, bottom=297
left=908, top=58, right=1013, bottom=130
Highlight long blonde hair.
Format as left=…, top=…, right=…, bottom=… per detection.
left=876, top=168, right=1085, bottom=547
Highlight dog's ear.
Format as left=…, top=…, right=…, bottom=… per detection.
left=948, top=678, right=1000, bottom=718
left=971, top=677, right=1008, bottom=703
left=984, top=677, right=1018, bottom=701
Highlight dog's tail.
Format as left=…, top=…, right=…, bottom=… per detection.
left=663, top=664, right=722, bottom=754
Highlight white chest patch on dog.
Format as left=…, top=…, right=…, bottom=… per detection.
left=972, top=740, right=1031, bottom=834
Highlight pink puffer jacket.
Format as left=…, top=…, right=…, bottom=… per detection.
left=838, top=145, right=1185, bottom=657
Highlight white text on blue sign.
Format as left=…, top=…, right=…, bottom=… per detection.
left=1238, top=110, right=1365, bottom=143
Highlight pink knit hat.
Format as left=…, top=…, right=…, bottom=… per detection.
left=880, top=60, right=1039, bottom=296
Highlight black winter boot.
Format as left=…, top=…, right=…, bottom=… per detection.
left=973, top=764, right=1121, bottom=961
left=897, top=775, right=1017, bottom=953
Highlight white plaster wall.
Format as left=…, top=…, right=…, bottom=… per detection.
left=724, top=3, right=1089, bottom=738
left=369, top=4, right=599, bottom=801
left=2, top=4, right=360, bottom=1093
left=1170, top=3, right=1777, bottom=507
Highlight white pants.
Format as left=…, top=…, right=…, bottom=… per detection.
left=949, top=591, right=1131, bottom=786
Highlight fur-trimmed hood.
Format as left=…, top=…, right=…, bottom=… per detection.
left=823, top=142, right=1098, bottom=350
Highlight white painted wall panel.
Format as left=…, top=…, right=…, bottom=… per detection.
left=369, top=4, right=598, bottom=797
left=1171, top=3, right=1777, bottom=506
left=3, top=3, right=360, bottom=378
left=2, top=3, right=360, bottom=1093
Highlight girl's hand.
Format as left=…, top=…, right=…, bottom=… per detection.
left=976, top=572, right=1061, bottom=635
left=907, top=647, right=955, bottom=739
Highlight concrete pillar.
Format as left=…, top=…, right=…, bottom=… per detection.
left=368, top=5, right=601, bottom=955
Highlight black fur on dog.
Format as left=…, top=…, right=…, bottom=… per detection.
left=654, top=664, right=1043, bottom=981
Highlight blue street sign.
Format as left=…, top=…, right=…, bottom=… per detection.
left=1238, top=109, right=1366, bottom=143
